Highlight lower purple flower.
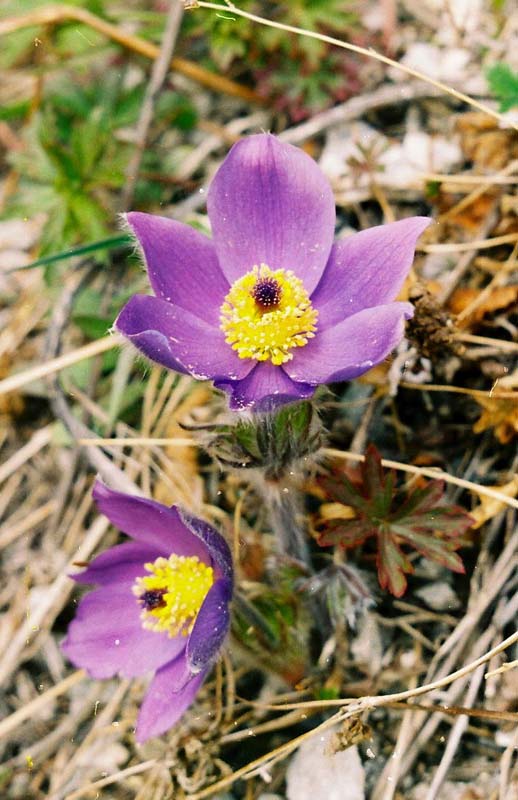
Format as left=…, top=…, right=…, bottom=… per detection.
left=115, top=133, right=431, bottom=410
left=62, top=482, right=233, bottom=742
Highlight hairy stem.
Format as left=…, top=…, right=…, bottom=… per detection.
left=262, top=479, right=311, bottom=567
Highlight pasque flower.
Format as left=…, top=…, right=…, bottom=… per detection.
left=116, top=134, right=430, bottom=410
left=62, top=482, right=233, bottom=742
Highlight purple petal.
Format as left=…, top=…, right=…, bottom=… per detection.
left=125, top=212, right=229, bottom=327
left=207, top=134, right=336, bottom=295
left=284, top=302, right=414, bottom=385
left=178, top=511, right=233, bottom=580
left=71, top=541, right=160, bottom=586
left=187, top=578, right=232, bottom=674
left=215, top=362, right=315, bottom=411
left=115, top=295, right=253, bottom=381
left=93, top=482, right=209, bottom=561
left=312, top=218, right=431, bottom=329
left=62, top=585, right=186, bottom=679
left=136, top=656, right=208, bottom=742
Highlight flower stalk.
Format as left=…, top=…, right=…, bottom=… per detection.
left=207, top=399, right=323, bottom=562
left=262, top=477, right=311, bottom=566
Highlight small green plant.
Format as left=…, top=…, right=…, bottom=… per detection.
left=318, top=445, right=473, bottom=597
left=184, top=0, right=362, bottom=120
left=232, top=564, right=310, bottom=683
left=0, top=0, right=108, bottom=70
left=7, top=73, right=196, bottom=262
left=486, top=62, right=518, bottom=112
left=8, top=75, right=137, bottom=258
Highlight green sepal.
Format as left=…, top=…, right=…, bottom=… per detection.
left=208, top=401, right=322, bottom=479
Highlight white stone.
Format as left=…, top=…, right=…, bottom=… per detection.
left=286, top=728, right=365, bottom=800
left=392, top=43, right=471, bottom=84
left=416, top=581, right=461, bottom=611
left=379, top=130, right=462, bottom=189
left=351, top=613, right=383, bottom=676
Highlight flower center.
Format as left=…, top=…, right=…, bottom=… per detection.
left=133, top=555, right=214, bottom=637
left=220, top=264, right=318, bottom=366
left=251, top=276, right=282, bottom=309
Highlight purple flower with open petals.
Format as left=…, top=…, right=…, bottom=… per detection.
left=62, top=482, right=233, bottom=742
left=116, top=134, right=430, bottom=410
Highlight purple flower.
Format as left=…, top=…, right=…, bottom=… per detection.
left=116, top=134, right=430, bottom=410
left=62, top=482, right=233, bottom=742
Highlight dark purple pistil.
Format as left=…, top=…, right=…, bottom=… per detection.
left=140, top=589, right=167, bottom=610
left=252, top=277, right=282, bottom=309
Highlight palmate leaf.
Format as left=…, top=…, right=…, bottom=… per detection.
left=318, top=446, right=473, bottom=597
left=391, top=526, right=465, bottom=573
left=318, top=518, right=374, bottom=549
left=377, top=528, right=413, bottom=597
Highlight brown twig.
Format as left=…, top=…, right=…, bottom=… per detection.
left=278, top=82, right=441, bottom=145
left=0, top=4, right=261, bottom=104
left=183, top=630, right=518, bottom=799
left=121, top=0, right=184, bottom=209
left=0, top=334, right=123, bottom=397
left=426, top=663, right=486, bottom=799
left=323, top=449, right=518, bottom=510
left=0, top=670, right=86, bottom=741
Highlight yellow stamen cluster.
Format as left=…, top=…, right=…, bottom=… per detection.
left=220, top=264, right=318, bottom=366
left=133, top=555, right=214, bottom=637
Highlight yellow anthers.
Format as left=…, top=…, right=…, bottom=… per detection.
left=220, top=264, right=318, bottom=365
left=133, top=555, right=214, bottom=638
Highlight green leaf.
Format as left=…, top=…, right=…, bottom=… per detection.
left=231, top=569, right=311, bottom=682
left=232, top=592, right=281, bottom=650
left=73, top=315, right=111, bottom=340
left=110, top=84, right=145, bottom=128
left=6, top=71, right=140, bottom=260
left=54, top=22, right=106, bottom=56
left=70, top=117, right=107, bottom=177
left=377, top=529, right=412, bottom=597
left=425, top=180, right=441, bottom=199
left=0, top=100, right=31, bottom=121
left=320, top=473, right=370, bottom=514
left=234, top=422, right=262, bottom=460
left=14, top=235, right=130, bottom=272
left=318, top=518, right=374, bottom=549
left=317, top=686, right=340, bottom=701
left=391, top=527, right=466, bottom=573
left=106, top=347, right=136, bottom=427
left=68, top=193, right=109, bottom=241
left=486, top=63, right=518, bottom=112
left=156, top=91, right=198, bottom=131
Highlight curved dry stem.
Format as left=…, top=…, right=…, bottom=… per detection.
left=0, top=334, right=123, bottom=397
left=0, top=4, right=261, bottom=104
left=323, top=449, right=518, bottom=511
left=419, top=233, right=518, bottom=253
left=196, top=1, right=517, bottom=132
left=180, top=629, right=518, bottom=799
